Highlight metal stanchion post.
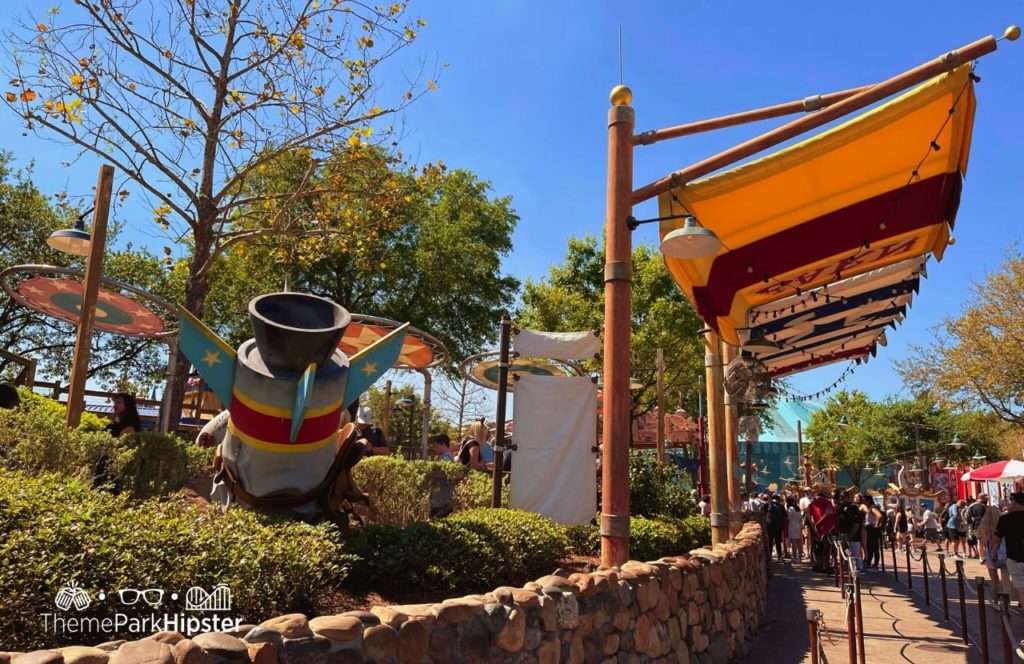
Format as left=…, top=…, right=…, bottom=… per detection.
left=999, top=593, right=1013, bottom=664
left=956, top=559, right=968, bottom=646
left=892, top=538, right=899, bottom=582
left=880, top=535, right=885, bottom=573
left=840, top=549, right=847, bottom=598
left=835, top=542, right=841, bottom=588
left=808, top=608, right=821, bottom=664
left=854, top=576, right=865, bottom=664
left=938, top=553, right=949, bottom=621
left=976, top=577, right=989, bottom=663
left=906, top=544, right=913, bottom=590
left=846, top=584, right=857, bottom=664
left=922, top=548, right=930, bottom=606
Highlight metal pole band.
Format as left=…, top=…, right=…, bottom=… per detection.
left=710, top=512, right=729, bottom=527
left=704, top=353, right=720, bottom=368
left=608, top=105, right=635, bottom=126
left=600, top=513, right=630, bottom=538
left=724, top=393, right=734, bottom=406
left=604, top=261, right=632, bottom=283
left=807, top=608, right=821, bottom=621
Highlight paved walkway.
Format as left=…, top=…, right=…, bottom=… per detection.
left=737, top=551, right=986, bottom=663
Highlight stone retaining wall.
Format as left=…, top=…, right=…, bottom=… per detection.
left=2, top=522, right=765, bottom=664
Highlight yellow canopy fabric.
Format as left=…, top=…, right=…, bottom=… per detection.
left=659, top=65, right=976, bottom=346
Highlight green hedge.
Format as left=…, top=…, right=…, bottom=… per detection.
left=352, top=455, right=505, bottom=526
left=627, top=451, right=696, bottom=519
left=564, top=515, right=711, bottom=561
left=0, top=391, right=209, bottom=498
left=345, top=508, right=569, bottom=595
left=0, top=471, right=354, bottom=651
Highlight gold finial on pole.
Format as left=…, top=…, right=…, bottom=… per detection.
left=1004, top=25, right=1021, bottom=41
left=610, top=85, right=633, bottom=107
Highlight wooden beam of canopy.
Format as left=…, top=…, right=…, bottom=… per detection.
left=631, top=33, right=998, bottom=204
left=634, top=85, right=871, bottom=146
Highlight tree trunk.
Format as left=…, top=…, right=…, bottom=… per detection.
left=165, top=233, right=213, bottom=432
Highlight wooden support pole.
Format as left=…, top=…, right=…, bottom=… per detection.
left=65, top=164, right=114, bottom=428
left=600, top=88, right=635, bottom=568
left=631, top=33, right=1000, bottom=204
left=721, top=342, right=742, bottom=535
left=703, top=329, right=729, bottom=545
left=382, top=380, right=392, bottom=439
left=656, top=348, right=665, bottom=464
left=634, top=85, right=871, bottom=145
left=420, top=369, right=433, bottom=460
left=491, top=315, right=511, bottom=508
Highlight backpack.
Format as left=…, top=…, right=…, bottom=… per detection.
left=957, top=505, right=971, bottom=532
left=458, top=439, right=480, bottom=466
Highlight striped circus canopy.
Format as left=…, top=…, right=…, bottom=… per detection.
left=658, top=65, right=976, bottom=349
left=741, top=257, right=924, bottom=375
left=338, top=316, right=448, bottom=371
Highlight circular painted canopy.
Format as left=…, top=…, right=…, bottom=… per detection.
left=16, top=277, right=165, bottom=337
left=339, top=317, right=447, bottom=370
left=471, top=357, right=568, bottom=391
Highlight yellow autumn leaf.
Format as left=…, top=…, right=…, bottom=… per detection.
left=426, top=80, right=438, bottom=91
left=4, top=92, right=15, bottom=102
left=357, top=36, right=373, bottom=49
left=20, top=90, right=36, bottom=102
left=127, top=82, right=136, bottom=91
left=290, top=105, right=300, bottom=114
left=44, top=99, right=53, bottom=110
left=312, top=86, right=325, bottom=96
left=70, top=73, right=84, bottom=87
left=79, top=57, right=88, bottom=67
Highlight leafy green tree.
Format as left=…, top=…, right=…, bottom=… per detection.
left=898, top=250, right=1024, bottom=426
left=806, top=390, right=1004, bottom=488
left=518, top=236, right=704, bottom=419
left=0, top=154, right=180, bottom=392
left=5, top=0, right=434, bottom=423
left=207, top=155, right=519, bottom=365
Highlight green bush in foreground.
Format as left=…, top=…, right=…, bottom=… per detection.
left=346, top=508, right=568, bottom=595
left=0, top=471, right=353, bottom=651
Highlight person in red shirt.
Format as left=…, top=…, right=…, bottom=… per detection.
left=808, top=490, right=837, bottom=572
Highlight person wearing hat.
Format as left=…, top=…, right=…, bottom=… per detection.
left=991, top=492, right=1024, bottom=607
left=355, top=406, right=389, bottom=456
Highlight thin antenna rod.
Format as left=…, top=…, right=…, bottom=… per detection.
left=617, top=27, right=623, bottom=84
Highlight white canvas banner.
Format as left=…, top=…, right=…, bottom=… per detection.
left=510, top=374, right=597, bottom=525
left=514, top=329, right=599, bottom=361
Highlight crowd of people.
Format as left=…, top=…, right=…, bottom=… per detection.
left=714, top=485, right=1024, bottom=606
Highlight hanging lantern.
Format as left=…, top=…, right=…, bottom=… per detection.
left=948, top=433, right=965, bottom=450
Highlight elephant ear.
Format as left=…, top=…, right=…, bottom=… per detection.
left=177, top=308, right=236, bottom=406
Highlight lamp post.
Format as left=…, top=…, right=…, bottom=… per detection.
left=49, top=165, right=115, bottom=428
left=394, top=396, right=415, bottom=458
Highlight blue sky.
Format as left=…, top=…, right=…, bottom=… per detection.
left=1, top=1, right=1021, bottom=403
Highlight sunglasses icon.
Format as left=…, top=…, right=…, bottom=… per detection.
left=118, top=588, right=164, bottom=608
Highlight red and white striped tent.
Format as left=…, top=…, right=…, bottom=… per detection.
left=960, top=460, right=1024, bottom=482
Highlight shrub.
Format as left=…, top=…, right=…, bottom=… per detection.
left=111, top=431, right=212, bottom=498
left=353, top=455, right=470, bottom=526
left=452, top=466, right=508, bottom=511
left=628, top=450, right=695, bottom=519
left=629, top=514, right=712, bottom=561
left=345, top=508, right=568, bottom=595
left=448, top=508, right=570, bottom=580
left=352, top=456, right=506, bottom=526
left=0, top=398, right=209, bottom=498
left=563, top=524, right=600, bottom=557
left=0, top=471, right=354, bottom=651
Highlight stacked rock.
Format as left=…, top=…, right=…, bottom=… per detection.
left=2, top=523, right=766, bottom=664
